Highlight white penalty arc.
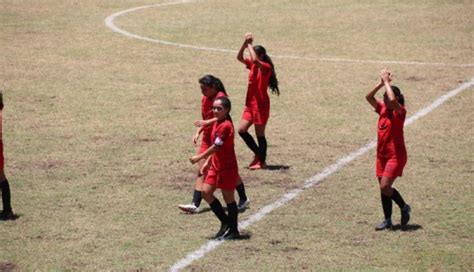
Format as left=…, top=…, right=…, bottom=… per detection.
left=105, top=0, right=474, bottom=68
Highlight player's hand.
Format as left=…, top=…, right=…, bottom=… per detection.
left=189, top=155, right=200, bottom=164
left=193, top=133, right=200, bottom=145
left=380, top=69, right=392, bottom=83
left=245, top=32, right=253, bottom=44
left=200, top=160, right=211, bottom=175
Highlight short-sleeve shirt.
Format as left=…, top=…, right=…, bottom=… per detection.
left=201, top=91, right=226, bottom=139
left=210, top=119, right=238, bottom=174
left=376, top=101, right=407, bottom=159
left=244, top=58, right=272, bottom=110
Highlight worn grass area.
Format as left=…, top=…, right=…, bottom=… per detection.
left=0, top=0, right=472, bottom=270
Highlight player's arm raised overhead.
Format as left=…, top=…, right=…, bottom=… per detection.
left=366, top=74, right=384, bottom=110
left=380, top=70, right=402, bottom=114
left=237, top=32, right=253, bottom=64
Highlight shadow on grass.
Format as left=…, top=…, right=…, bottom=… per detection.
left=0, top=213, right=20, bottom=221
left=264, top=164, right=290, bottom=171
left=206, top=231, right=252, bottom=241
left=392, top=224, right=423, bottom=232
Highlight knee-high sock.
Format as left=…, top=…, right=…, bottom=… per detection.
left=257, top=136, right=267, bottom=163
left=239, top=132, right=259, bottom=155
left=192, top=189, right=202, bottom=207
left=391, top=188, right=406, bottom=209
left=381, top=193, right=392, bottom=220
left=209, top=198, right=228, bottom=225
left=227, top=202, right=238, bottom=232
left=1, top=179, right=11, bottom=212
left=236, top=183, right=247, bottom=202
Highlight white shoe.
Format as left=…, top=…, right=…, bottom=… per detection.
left=178, top=203, right=200, bottom=214
left=237, top=198, right=250, bottom=211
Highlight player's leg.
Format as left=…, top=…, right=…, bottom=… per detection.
left=178, top=158, right=206, bottom=214
left=376, top=176, right=394, bottom=230
left=235, top=177, right=250, bottom=212
left=238, top=116, right=259, bottom=167
left=221, top=188, right=239, bottom=239
left=202, top=182, right=229, bottom=238
left=0, top=170, right=14, bottom=220
left=253, top=124, right=267, bottom=169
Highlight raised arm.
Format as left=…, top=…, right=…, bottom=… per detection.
left=246, top=43, right=264, bottom=69
left=237, top=32, right=253, bottom=64
left=381, top=70, right=402, bottom=114
left=366, top=81, right=383, bottom=110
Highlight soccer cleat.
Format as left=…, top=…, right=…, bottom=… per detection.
left=0, top=210, right=15, bottom=221
left=401, top=204, right=411, bottom=226
left=375, top=219, right=393, bottom=231
left=248, top=156, right=260, bottom=168
left=237, top=198, right=250, bottom=212
left=214, top=224, right=230, bottom=239
left=178, top=203, right=200, bottom=214
left=249, top=161, right=266, bottom=170
left=222, top=229, right=240, bottom=240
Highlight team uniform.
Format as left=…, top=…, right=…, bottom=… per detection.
left=375, top=101, right=407, bottom=178
left=242, top=58, right=272, bottom=125
left=204, top=119, right=239, bottom=190
left=199, top=91, right=226, bottom=154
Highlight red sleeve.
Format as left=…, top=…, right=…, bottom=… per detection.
left=375, top=101, right=384, bottom=114
left=260, top=61, right=272, bottom=74
left=215, top=122, right=231, bottom=143
left=244, top=58, right=252, bottom=70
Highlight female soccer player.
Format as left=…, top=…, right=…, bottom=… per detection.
left=190, top=96, right=240, bottom=239
left=0, top=94, right=14, bottom=220
left=366, top=69, right=411, bottom=230
left=237, top=32, right=279, bottom=170
left=179, top=75, right=248, bottom=214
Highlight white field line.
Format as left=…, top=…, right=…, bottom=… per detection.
left=104, top=1, right=474, bottom=68
left=170, top=78, right=474, bottom=271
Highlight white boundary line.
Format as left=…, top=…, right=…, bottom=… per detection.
left=170, top=78, right=474, bottom=271
left=104, top=0, right=474, bottom=68
left=103, top=2, right=474, bottom=270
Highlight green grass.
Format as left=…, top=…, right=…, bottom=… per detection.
left=0, top=0, right=473, bottom=270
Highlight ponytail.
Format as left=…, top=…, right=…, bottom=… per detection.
left=254, top=45, right=280, bottom=96
left=391, top=85, right=404, bottom=106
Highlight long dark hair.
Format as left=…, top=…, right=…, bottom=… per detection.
left=253, top=45, right=280, bottom=96
left=199, top=74, right=227, bottom=95
left=214, top=96, right=232, bottom=122
left=391, top=85, right=405, bottom=106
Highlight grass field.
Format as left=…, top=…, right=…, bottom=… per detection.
left=1, top=0, right=473, bottom=270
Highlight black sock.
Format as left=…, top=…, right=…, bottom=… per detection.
left=257, top=136, right=267, bottom=163
left=227, top=201, right=238, bottom=232
left=192, top=190, right=202, bottom=207
left=239, top=132, right=259, bottom=155
left=1, top=179, right=12, bottom=212
left=391, top=188, right=406, bottom=209
left=209, top=198, right=229, bottom=225
left=236, top=183, right=247, bottom=202
left=381, top=193, right=392, bottom=220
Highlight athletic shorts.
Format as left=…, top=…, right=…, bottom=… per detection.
left=376, top=156, right=407, bottom=179
left=242, top=106, right=269, bottom=125
left=204, top=168, right=238, bottom=191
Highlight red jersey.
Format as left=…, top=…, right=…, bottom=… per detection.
left=210, top=119, right=238, bottom=174
left=201, top=91, right=226, bottom=139
left=244, top=58, right=272, bottom=109
left=376, top=101, right=407, bottom=159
